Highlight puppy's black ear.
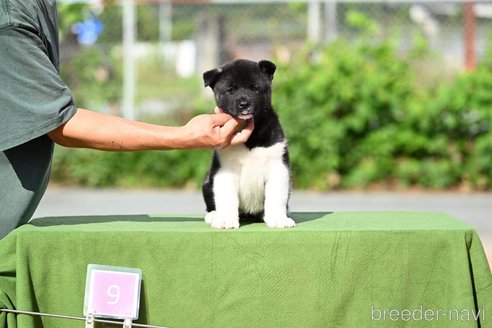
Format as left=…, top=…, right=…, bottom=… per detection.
left=203, top=68, right=222, bottom=88
left=258, top=60, right=276, bottom=80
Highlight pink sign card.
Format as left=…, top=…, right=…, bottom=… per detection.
left=84, top=264, right=142, bottom=320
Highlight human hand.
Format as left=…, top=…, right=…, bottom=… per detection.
left=180, top=107, right=254, bottom=149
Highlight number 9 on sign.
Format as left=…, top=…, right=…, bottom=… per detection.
left=107, top=284, right=121, bottom=305
left=84, top=264, right=142, bottom=320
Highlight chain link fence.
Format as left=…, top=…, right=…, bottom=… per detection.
left=59, top=0, right=492, bottom=119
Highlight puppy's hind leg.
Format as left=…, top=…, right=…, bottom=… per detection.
left=203, top=172, right=216, bottom=225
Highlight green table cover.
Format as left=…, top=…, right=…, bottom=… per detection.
left=0, top=212, right=490, bottom=328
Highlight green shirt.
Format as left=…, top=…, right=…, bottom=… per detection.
left=0, top=0, right=77, bottom=239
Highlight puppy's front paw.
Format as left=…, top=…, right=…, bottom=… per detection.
left=205, top=211, right=215, bottom=224
left=264, top=216, right=296, bottom=228
left=206, top=211, right=240, bottom=229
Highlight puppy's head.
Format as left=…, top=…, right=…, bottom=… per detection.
left=203, top=59, right=276, bottom=120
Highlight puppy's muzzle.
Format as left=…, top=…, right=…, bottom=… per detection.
left=237, top=99, right=253, bottom=120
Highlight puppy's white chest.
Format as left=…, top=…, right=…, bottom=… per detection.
left=217, top=142, right=286, bottom=213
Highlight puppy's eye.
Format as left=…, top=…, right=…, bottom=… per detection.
left=252, top=85, right=261, bottom=93
left=226, top=86, right=236, bottom=94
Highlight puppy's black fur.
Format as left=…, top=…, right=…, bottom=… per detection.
left=202, top=59, right=290, bottom=220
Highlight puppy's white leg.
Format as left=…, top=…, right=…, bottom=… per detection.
left=263, top=163, right=295, bottom=228
left=204, top=211, right=215, bottom=224
left=211, top=170, right=240, bottom=229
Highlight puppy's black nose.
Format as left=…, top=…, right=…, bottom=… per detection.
left=238, top=100, right=250, bottom=109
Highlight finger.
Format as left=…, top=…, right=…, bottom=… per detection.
left=211, top=113, right=233, bottom=126
left=230, top=119, right=255, bottom=145
left=214, top=106, right=223, bottom=114
left=218, top=117, right=241, bottom=138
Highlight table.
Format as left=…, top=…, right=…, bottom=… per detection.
left=0, top=212, right=491, bottom=328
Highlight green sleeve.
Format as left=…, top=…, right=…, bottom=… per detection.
left=0, top=26, right=77, bottom=151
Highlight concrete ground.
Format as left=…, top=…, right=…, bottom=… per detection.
left=33, top=187, right=491, bottom=267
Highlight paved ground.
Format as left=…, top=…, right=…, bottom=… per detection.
left=34, top=187, right=491, bottom=266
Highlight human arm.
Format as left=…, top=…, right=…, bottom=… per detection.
left=47, top=107, right=254, bottom=151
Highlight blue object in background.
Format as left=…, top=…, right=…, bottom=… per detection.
left=72, top=18, right=104, bottom=45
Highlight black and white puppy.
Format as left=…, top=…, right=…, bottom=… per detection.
left=202, top=59, right=295, bottom=229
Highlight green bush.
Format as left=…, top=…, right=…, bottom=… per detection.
left=52, top=147, right=212, bottom=188
left=273, top=14, right=417, bottom=189
left=272, top=30, right=491, bottom=190
left=61, top=46, right=122, bottom=110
